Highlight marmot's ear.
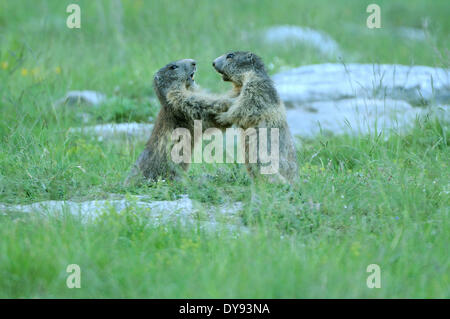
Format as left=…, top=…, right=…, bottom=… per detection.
left=154, top=74, right=160, bottom=83
left=246, top=52, right=254, bottom=64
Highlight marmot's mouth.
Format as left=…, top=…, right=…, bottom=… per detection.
left=185, top=71, right=196, bottom=89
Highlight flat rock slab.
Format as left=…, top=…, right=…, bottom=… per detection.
left=286, top=98, right=423, bottom=137
left=69, top=123, right=154, bottom=141
left=273, top=63, right=450, bottom=106
left=0, top=195, right=246, bottom=234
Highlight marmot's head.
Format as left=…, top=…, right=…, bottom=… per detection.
left=212, top=51, right=266, bottom=84
left=153, top=59, right=197, bottom=94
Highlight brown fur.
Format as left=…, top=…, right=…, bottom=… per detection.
left=213, top=51, right=298, bottom=184
left=125, top=59, right=235, bottom=184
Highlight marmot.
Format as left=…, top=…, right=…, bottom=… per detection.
left=212, top=51, right=298, bottom=184
left=125, top=59, right=235, bottom=184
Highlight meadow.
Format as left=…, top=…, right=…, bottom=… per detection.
left=0, top=0, right=449, bottom=298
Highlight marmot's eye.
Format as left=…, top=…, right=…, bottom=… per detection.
left=226, top=53, right=235, bottom=59
left=170, top=65, right=178, bottom=70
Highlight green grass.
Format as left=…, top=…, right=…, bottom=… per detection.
left=0, top=0, right=449, bottom=298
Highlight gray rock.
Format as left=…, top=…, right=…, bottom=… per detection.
left=0, top=195, right=246, bottom=233
left=263, top=25, right=341, bottom=57
left=273, top=63, right=450, bottom=106
left=69, top=123, right=154, bottom=141
left=286, top=98, right=422, bottom=137
left=396, top=27, right=427, bottom=41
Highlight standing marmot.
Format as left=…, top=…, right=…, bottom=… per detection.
left=125, top=59, right=235, bottom=184
left=212, top=51, right=298, bottom=184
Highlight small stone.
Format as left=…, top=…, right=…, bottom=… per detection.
left=55, top=90, right=106, bottom=107
left=263, top=25, right=341, bottom=57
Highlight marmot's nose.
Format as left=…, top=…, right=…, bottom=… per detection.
left=185, top=59, right=196, bottom=66
left=212, top=62, right=215, bottom=67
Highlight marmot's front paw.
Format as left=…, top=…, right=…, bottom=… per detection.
left=217, top=98, right=235, bottom=112
left=216, top=112, right=231, bottom=125
left=215, top=104, right=228, bottom=113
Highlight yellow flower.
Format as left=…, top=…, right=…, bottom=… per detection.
left=55, top=66, right=61, bottom=74
left=1, top=61, right=8, bottom=70
left=351, top=241, right=361, bottom=256
left=21, top=68, right=28, bottom=76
